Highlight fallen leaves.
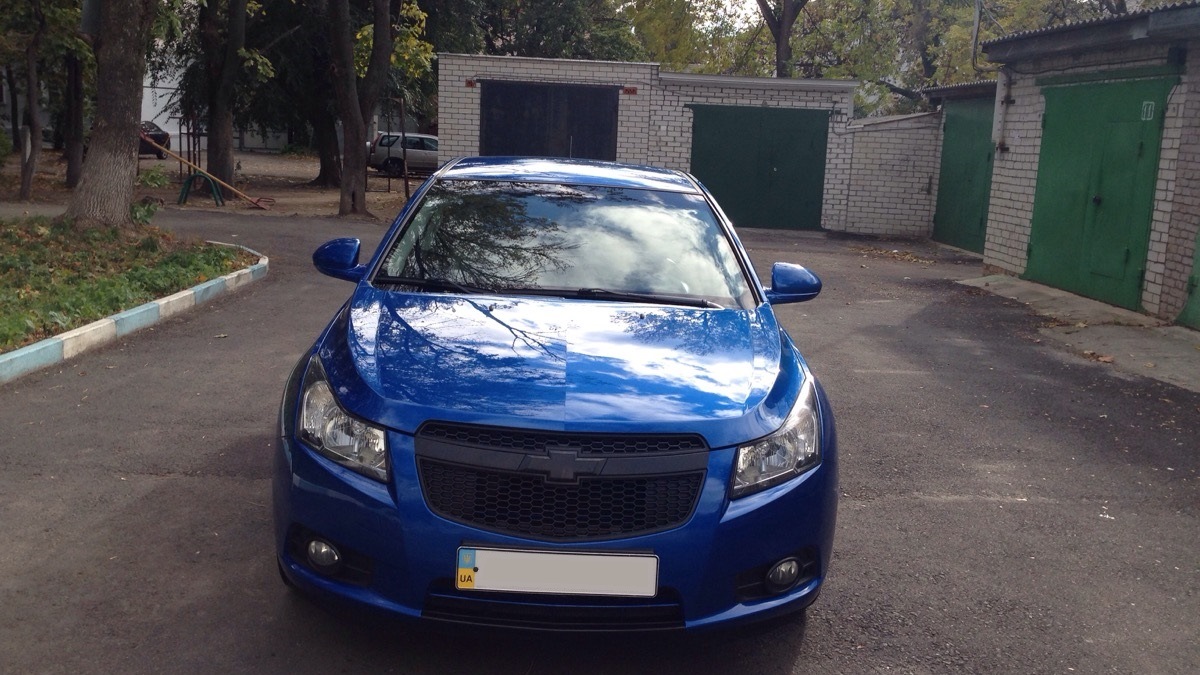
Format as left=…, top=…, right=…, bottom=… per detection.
left=850, top=245, right=936, bottom=265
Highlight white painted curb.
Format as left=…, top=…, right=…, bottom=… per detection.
left=0, top=245, right=268, bottom=385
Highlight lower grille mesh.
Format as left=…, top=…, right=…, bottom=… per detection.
left=422, top=591, right=684, bottom=631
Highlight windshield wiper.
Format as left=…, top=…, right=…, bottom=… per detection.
left=374, top=277, right=722, bottom=308
left=574, top=288, right=722, bottom=309
left=373, top=275, right=490, bottom=294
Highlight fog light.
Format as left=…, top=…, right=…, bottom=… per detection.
left=307, top=539, right=341, bottom=573
left=765, top=558, right=801, bottom=593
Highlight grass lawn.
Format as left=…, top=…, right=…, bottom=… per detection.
left=1, top=217, right=258, bottom=353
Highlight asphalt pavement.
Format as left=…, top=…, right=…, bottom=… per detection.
left=1, top=208, right=1197, bottom=674
left=960, top=274, right=1200, bottom=395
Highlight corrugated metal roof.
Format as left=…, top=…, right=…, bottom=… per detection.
left=921, top=79, right=997, bottom=92
left=658, top=71, right=859, bottom=92
left=921, top=80, right=998, bottom=98
left=849, top=112, right=941, bottom=128
left=983, top=1, right=1200, bottom=47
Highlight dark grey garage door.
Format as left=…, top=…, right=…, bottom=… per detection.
left=480, top=81, right=619, bottom=161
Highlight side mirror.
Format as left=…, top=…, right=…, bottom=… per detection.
left=764, top=262, right=822, bottom=304
left=313, top=238, right=367, bottom=282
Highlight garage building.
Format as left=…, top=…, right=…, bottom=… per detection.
left=437, top=54, right=856, bottom=232
left=981, top=3, right=1200, bottom=325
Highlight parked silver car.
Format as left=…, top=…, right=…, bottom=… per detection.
left=368, top=132, right=439, bottom=175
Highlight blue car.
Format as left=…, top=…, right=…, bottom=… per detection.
left=274, top=157, right=838, bottom=632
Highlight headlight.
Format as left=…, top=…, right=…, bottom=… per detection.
left=732, top=378, right=820, bottom=498
left=299, top=356, right=389, bottom=482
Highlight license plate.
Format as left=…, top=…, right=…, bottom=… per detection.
left=455, top=547, right=658, bottom=597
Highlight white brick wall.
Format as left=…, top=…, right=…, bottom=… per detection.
left=982, top=39, right=1200, bottom=320
left=984, top=62, right=1047, bottom=273
left=437, top=54, right=859, bottom=232
left=436, top=54, right=657, bottom=162
left=834, top=113, right=943, bottom=238
left=1158, top=43, right=1200, bottom=320
left=650, top=75, right=855, bottom=231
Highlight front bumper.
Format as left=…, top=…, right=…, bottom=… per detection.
left=272, top=410, right=837, bottom=632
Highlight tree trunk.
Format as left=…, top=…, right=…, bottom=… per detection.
left=207, top=103, right=237, bottom=195
left=200, top=0, right=248, bottom=197
left=774, top=28, right=793, bottom=79
left=309, top=103, right=342, bottom=187
left=64, top=53, right=85, bottom=188
left=64, top=0, right=157, bottom=229
left=755, top=0, right=806, bottom=78
left=50, top=109, right=65, bottom=150
left=19, top=2, right=46, bottom=201
left=5, top=67, right=18, bottom=151
left=328, top=0, right=366, bottom=215
left=328, top=0, right=393, bottom=216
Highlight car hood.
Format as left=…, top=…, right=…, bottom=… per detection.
left=318, top=287, right=805, bottom=449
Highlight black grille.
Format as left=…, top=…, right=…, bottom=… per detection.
left=418, top=422, right=708, bottom=456
left=422, top=591, right=684, bottom=631
left=419, top=459, right=704, bottom=541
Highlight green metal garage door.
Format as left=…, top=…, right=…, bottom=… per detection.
left=1024, top=77, right=1177, bottom=310
left=689, top=105, right=830, bottom=230
left=932, top=98, right=994, bottom=253
left=1177, top=230, right=1200, bottom=329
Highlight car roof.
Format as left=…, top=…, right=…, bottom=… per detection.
left=379, top=131, right=435, bottom=138
left=438, top=157, right=699, bottom=193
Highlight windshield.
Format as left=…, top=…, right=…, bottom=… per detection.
left=376, top=180, right=754, bottom=309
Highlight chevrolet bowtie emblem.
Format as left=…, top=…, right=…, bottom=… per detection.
left=521, top=447, right=606, bottom=483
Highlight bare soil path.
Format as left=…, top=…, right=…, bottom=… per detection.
left=0, top=149, right=421, bottom=221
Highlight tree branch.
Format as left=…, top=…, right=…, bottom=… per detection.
left=259, top=24, right=303, bottom=54
left=874, top=79, right=922, bottom=101
left=755, top=0, right=781, bottom=40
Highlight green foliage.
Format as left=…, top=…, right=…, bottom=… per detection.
left=0, top=130, right=11, bottom=166
left=626, top=0, right=765, bottom=75
left=480, top=0, right=643, bottom=61
left=136, top=164, right=171, bottom=188
left=151, top=0, right=188, bottom=45
left=232, top=0, right=333, bottom=139
left=0, top=217, right=256, bottom=352
left=130, top=200, right=160, bottom=225
left=2, top=0, right=97, bottom=130
left=352, top=0, right=434, bottom=81
left=239, top=47, right=277, bottom=83
left=417, top=0, right=484, bottom=53
left=627, top=0, right=698, bottom=69
left=743, top=0, right=1140, bottom=114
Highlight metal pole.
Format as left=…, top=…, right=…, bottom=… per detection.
left=400, top=98, right=410, bottom=200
